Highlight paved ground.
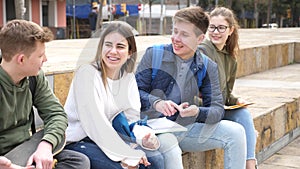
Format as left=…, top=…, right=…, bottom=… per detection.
left=258, top=135, right=300, bottom=169
left=43, top=28, right=300, bottom=74
left=234, top=63, right=300, bottom=168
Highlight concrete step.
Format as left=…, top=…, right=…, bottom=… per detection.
left=258, top=135, right=300, bottom=169
left=182, top=63, right=300, bottom=168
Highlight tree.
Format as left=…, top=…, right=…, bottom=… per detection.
left=15, top=0, right=25, bottom=19
left=96, top=0, right=105, bottom=31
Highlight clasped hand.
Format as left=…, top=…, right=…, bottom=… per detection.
left=155, top=100, right=199, bottom=117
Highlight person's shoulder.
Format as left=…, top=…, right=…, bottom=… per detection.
left=74, top=63, right=100, bottom=79
left=77, top=63, right=97, bottom=73
left=199, top=39, right=214, bottom=51
left=122, top=71, right=135, bottom=81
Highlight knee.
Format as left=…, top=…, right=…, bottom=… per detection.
left=236, top=109, right=253, bottom=123
left=157, top=133, right=180, bottom=153
left=80, top=154, right=91, bottom=169
left=229, top=122, right=246, bottom=146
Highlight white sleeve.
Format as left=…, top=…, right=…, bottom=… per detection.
left=132, top=125, right=160, bottom=151
left=73, top=65, right=144, bottom=166
left=122, top=73, right=141, bottom=123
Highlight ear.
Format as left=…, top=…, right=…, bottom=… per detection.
left=197, top=34, right=205, bottom=45
left=229, top=26, right=235, bottom=36
left=128, top=51, right=132, bottom=59
left=16, top=54, right=26, bottom=65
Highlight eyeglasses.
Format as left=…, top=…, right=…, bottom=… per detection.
left=208, top=25, right=229, bottom=33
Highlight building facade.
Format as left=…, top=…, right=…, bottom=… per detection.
left=0, top=0, right=66, bottom=39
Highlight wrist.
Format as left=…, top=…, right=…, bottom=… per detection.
left=153, top=99, right=162, bottom=110
left=195, top=108, right=200, bottom=117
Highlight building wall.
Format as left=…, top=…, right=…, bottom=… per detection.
left=31, top=0, right=41, bottom=24
left=57, top=0, right=66, bottom=27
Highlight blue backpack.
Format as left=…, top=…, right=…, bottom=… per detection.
left=151, top=44, right=209, bottom=88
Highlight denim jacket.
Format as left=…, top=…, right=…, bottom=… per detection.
left=135, top=44, right=224, bottom=124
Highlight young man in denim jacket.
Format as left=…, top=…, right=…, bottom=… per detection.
left=136, top=7, right=247, bottom=168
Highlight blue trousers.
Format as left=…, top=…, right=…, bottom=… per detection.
left=223, top=108, right=257, bottom=160
left=65, top=137, right=164, bottom=169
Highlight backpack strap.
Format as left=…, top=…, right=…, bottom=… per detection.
left=151, top=44, right=164, bottom=81
left=151, top=44, right=209, bottom=88
left=28, top=76, right=37, bottom=134
left=197, top=53, right=209, bottom=88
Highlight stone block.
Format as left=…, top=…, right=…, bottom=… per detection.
left=288, top=43, right=295, bottom=64
left=260, top=46, right=270, bottom=72
left=237, top=48, right=257, bottom=77
left=205, top=149, right=224, bottom=169
left=273, top=106, right=286, bottom=140
left=53, top=72, right=74, bottom=106
left=285, top=100, right=300, bottom=132
left=182, top=152, right=205, bottom=168
left=269, top=45, right=277, bottom=69
left=295, top=42, right=300, bottom=63
left=281, top=44, right=289, bottom=66
left=255, top=112, right=275, bottom=151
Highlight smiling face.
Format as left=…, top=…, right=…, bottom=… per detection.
left=101, top=32, right=130, bottom=78
left=171, top=21, right=203, bottom=60
left=208, top=15, right=234, bottom=50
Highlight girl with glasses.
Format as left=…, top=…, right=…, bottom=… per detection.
left=200, top=7, right=258, bottom=169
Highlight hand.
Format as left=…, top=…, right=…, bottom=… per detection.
left=139, top=156, right=150, bottom=167
left=26, top=141, right=53, bottom=169
left=142, top=133, right=159, bottom=150
left=0, top=156, right=34, bottom=169
left=179, top=104, right=199, bottom=117
left=121, top=156, right=150, bottom=169
left=236, top=98, right=248, bottom=105
left=154, top=100, right=181, bottom=116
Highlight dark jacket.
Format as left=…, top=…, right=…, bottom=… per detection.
left=135, top=44, right=224, bottom=124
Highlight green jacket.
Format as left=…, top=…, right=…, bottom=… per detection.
left=0, top=67, right=67, bottom=155
left=200, top=38, right=238, bottom=105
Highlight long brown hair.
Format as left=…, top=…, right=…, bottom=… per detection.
left=93, top=21, right=137, bottom=87
left=210, top=7, right=240, bottom=58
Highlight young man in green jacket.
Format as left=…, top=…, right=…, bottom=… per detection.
left=0, top=20, right=90, bottom=169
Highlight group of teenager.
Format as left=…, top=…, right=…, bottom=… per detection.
left=0, top=5, right=257, bottom=169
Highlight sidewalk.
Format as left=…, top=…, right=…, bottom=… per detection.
left=258, top=135, right=300, bottom=168
left=233, top=63, right=300, bottom=169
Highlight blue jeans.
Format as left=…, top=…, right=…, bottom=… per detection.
left=223, top=108, right=257, bottom=160
left=157, top=133, right=183, bottom=169
left=174, top=120, right=246, bottom=169
left=65, top=137, right=165, bottom=169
